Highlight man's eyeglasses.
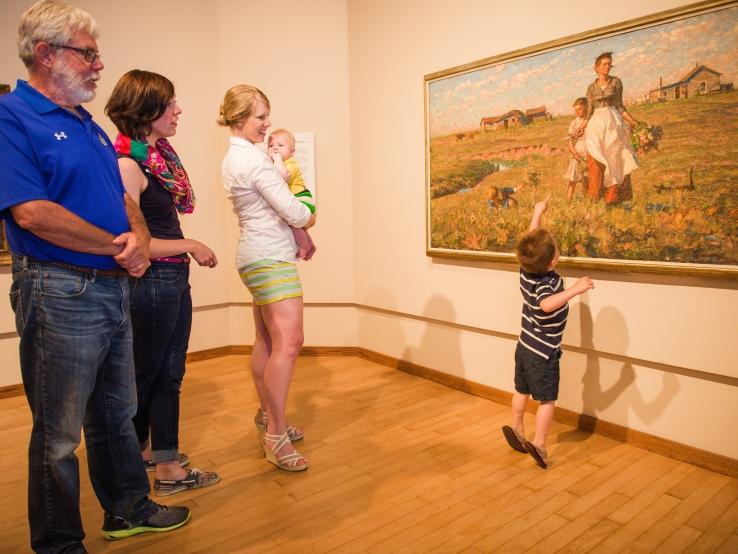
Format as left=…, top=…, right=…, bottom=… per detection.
left=49, top=44, right=100, bottom=64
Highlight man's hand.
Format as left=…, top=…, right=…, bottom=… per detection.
left=118, top=193, right=151, bottom=277
left=113, top=232, right=151, bottom=277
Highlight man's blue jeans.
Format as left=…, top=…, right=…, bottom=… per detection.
left=10, top=256, right=154, bottom=553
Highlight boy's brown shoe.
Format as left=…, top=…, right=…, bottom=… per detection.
left=502, top=426, right=527, bottom=453
left=524, top=441, right=548, bottom=469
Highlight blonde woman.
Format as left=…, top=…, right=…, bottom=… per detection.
left=218, top=85, right=315, bottom=471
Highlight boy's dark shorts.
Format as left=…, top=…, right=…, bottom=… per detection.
left=514, top=343, right=561, bottom=401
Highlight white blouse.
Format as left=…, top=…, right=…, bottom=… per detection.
left=221, top=137, right=312, bottom=268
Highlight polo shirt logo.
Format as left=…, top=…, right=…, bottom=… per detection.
left=97, top=133, right=108, bottom=146
left=54, top=131, right=67, bottom=140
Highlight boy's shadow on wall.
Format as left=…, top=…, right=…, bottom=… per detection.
left=402, top=294, right=463, bottom=378
left=559, top=301, right=680, bottom=443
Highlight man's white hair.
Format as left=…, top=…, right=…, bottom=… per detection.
left=17, top=0, right=98, bottom=68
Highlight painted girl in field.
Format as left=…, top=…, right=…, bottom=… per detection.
left=579, top=52, right=640, bottom=205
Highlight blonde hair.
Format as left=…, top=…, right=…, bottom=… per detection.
left=217, top=84, right=270, bottom=127
left=17, top=0, right=98, bottom=68
left=573, top=97, right=587, bottom=108
left=269, top=128, right=295, bottom=150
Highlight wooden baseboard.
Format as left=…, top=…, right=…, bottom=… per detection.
left=2, top=344, right=735, bottom=479
left=0, top=345, right=350, bottom=398
left=184, top=345, right=359, bottom=362
left=185, top=345, right=244, bottom=362
left=299, top=346, right=360, bottom=357
left=354, top=346, right=738, bottom=479
left=0, top=383, right=23, bottom=400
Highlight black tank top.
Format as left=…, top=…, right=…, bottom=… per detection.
left=119, top=155, right=185, bottom=242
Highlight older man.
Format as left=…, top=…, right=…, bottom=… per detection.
left=0, top=1, right=191, bottom=552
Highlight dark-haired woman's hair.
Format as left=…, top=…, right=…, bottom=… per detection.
left=105, top=69, right=174, bottom=139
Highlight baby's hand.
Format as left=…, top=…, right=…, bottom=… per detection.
left=572, top=276, right=594, bottom=294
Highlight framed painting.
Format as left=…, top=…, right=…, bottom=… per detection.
left=0, top=84, right=10, bottom=266
left=425, top=0, right=738, bottom=278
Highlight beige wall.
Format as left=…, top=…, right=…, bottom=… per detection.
left=0, top=0, right=355, bottom=384
left=1, top=0, right=736, bottom=459
left=347, top=0, right=738, bottom=460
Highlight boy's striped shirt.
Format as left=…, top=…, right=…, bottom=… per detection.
left=518, top=269, right=568, bottom=359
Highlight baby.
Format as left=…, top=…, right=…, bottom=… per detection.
left=268, top=129, right=316, bottom=260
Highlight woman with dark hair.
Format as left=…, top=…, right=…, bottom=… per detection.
left=105, top=70, right=220, bottom=495
left=582, top=52, right=639, bottom=204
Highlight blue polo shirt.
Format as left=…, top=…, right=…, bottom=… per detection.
left=0, top=80, right=129, bottom=269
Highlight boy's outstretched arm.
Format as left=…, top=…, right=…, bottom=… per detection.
left=529, top=194, right=550, bottom=231
left=540, top=276, right=594, bottom=313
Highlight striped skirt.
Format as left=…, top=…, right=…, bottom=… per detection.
left=238, top=259, right=303, bottom=305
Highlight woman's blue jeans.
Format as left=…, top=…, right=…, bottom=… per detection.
left=129, top=263, right=192, bottom=464
left=10, top=256, right=154, bottom=553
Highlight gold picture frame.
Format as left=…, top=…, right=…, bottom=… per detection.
left=425, top=0, right=738, bottom=278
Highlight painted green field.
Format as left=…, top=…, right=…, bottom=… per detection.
left=429, top=91, right=738, bottom=265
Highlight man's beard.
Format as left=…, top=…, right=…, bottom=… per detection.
left=52, top=57, right=98, bottom=106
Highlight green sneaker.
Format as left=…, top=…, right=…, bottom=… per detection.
left=101, top=503, right=191, bottom=540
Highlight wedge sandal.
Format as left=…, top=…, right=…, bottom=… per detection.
left=262, top=431, right=308, bottom=472
left=254, top=408, right=304, bottom=442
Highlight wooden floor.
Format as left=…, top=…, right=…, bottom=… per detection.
left=1, top=354, right=737, bottom=553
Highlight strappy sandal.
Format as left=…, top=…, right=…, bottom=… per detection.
left=254, top=408, right=304, bottom=442
left=262, top=431, right=308, bottom=472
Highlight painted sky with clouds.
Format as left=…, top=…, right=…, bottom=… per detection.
left=428, top=6, right=738, bottom=137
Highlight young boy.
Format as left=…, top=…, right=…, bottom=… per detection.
left=502, top=195, right=594, bottom=468
left=268, top=129, right=317, bottom=260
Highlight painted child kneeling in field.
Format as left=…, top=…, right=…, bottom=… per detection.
left=268, top=128, right=317, bottom=260
left=502, top=196, right=594, bottom=468
left=564, top=97, right=588, bottom=203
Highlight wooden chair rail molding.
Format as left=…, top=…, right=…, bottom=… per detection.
left=1, top=344, right=736, bottom=479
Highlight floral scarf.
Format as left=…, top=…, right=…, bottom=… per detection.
left=114, top=133, right=195, bottom=214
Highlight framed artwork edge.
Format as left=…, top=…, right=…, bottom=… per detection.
left=423, top=0, right=734, bottom=83
left=424, top=0, right=738, bottom=279
left=426, top=248, right=738, bottom=280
